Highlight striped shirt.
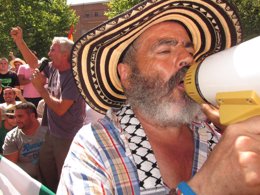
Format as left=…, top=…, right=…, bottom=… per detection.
left=57, top=106, right=220, bottom=195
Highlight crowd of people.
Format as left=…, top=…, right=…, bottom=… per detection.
left=0, top=0, right=260, bottom=194
left=0, top=22, right=102, bottom=194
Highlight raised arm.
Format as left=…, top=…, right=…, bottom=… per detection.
left=10, top=26, right=39, bottom=69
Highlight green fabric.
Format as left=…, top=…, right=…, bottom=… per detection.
left=0, top=154, right=55, bottom=195
left=40, top=185, right=56, bottom=195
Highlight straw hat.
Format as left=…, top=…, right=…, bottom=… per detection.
left=10, top=58, right=26, bottom=68
left=72, top=0, right=243, bottom=114
left=4, top=105, right=16, bottom=116
left=5, top=109, right=15, bottom=116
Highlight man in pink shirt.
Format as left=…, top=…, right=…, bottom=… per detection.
left=17, top=64, right=42, bottom=107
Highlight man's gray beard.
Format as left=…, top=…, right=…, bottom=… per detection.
left=125, top=67, right=203, bottom=128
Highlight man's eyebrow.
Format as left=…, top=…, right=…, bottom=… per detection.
left=153, top=39, right=178, bottom=49
left=152, top=38, right=194, bottom=50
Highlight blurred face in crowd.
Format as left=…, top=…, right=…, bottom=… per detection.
left=13, top=61, right=23, bottom=72
left=0, top=58, right=9, bottom=73
left=15, top=109, right=34, bottom=130
left=3, top=88, right=16, bottom=104
left=5, top=114, right=17, bottom=127
left=48, top=43, right=62, bottom=68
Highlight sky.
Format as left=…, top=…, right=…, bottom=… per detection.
left=67, top=0, right=108, bottom=5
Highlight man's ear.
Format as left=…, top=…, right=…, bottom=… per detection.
left=118, top=63, right=131, bottom=89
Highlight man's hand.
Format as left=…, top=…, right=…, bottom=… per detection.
left=10, top=26, right=23, bottom=43
left=201, top=103, right=226, bottom=132
left=189, top=116, right=260, bottom=195
left=9, top=51, right=15, bottom=60
left=12, top=88, right=22, bottom=98
left=10, top=26, right=39, bottom=69
left=30, top=69, right=47, bottom=94
left=12, top=88, right=26, bottom=103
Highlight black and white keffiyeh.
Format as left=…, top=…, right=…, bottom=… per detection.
left=116, top=104, right=219, bottom=194
left=117, top=105, right=163, bottom=192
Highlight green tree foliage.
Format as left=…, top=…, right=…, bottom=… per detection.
left=231, top=0, right=260, bottom=40
left=105, top=0, right=260, bottom=40
left=0, top=0, right=78, bottom=58
left=104, top=0, right=143, bottom=18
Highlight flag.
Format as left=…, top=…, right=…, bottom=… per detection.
left=0, top=155, right=55, bottom=195
left=68, top=25, right=74, bottom=41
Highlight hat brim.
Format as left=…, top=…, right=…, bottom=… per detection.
left=5, top=113, right=15, bottom=116
left=72, top=0, right=242, bottom=114
left=10, top=58, right=26, bottom=68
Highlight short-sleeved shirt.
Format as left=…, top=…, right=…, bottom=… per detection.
left=0, top=71, right=20, bottom=88
left=2, top=123, right=47, bottom=178
left=57, top=105, right=220, bottom=195
left=17, top=64, right=41, bottom=98
left=43, top=63, right=86, bottom=139
left=0, top=71, right=20, bottom=103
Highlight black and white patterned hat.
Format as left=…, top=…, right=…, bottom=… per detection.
left=72, top=0, right=243, bottom=114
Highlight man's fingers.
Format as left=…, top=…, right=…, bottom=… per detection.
left=10, top=26, right=22, bottom=36
left=235, top=135, right=260, bottom=153
left=238, top=151, right=260, bottom=186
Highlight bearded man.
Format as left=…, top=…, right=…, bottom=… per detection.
left=57, top=0, right=260, bottom=195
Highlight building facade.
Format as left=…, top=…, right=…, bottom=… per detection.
left=69, top=1, right=109, bottom=41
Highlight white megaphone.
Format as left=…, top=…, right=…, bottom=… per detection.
left=184, top=36, right=260, bottom=125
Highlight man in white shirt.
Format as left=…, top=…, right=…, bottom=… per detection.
left=0, top=87, right=25, bottom=120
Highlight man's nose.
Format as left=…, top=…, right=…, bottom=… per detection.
left=175, top=47, right=193, bottom=69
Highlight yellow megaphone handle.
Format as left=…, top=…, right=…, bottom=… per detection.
left=216, top=90, right=260, bottom=125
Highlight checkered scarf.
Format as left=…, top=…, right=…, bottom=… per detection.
left=116, top=104, right=219, bottom=194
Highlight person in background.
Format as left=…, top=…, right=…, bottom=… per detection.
left=0, top=57, right=20, bottom=103
left=0, top=57, right=20, bottom=88
left=36, top=99, right=45, bottom=119
left=8, top=51, right=16, bottom=62
left=2, top=102, right=47, bottom=180
left=10, top=58, right=26, bottom=73
left=57, top=0, right=260, bottom=195
left=0, top=87, right=25, bottom=110
left=0, top=107, right=17, bottom=154
left=17, top=60, right=42, bottom=107
left=11, top=27, right=86, bottom=192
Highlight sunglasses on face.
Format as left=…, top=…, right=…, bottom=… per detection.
left=6, top=115, right=15, bottom=119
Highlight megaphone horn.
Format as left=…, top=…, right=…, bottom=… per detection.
left=184, top=36, right=260, bottom=125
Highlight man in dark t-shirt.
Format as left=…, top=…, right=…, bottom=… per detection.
left=0, top=72, right=20, bottom=88
left=0, top=57, right=20, bottom=103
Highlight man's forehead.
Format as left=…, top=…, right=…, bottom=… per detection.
left=51, top=43, right=60, bottom=49
left=0, top=59, right=8, bottom=63
left=4, top=89, right=14, bottom=93
left=137, top=21, right=191, bottom=42
left=15, top=109, right=27, bottom=116
left=15, top=109, right=26, bottom=113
